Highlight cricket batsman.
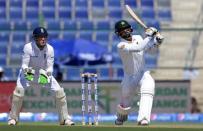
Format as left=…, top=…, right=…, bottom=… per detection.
left=114, top=20, right=164, bottom=125
left=8, top=27, right=75, bottom=126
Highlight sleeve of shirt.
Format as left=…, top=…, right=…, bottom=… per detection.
left=117, top=36, right=154, bottom=52
left=46, top=46, right=54, bottom=74
left=144, top=36, right=159, bottom=50
left=21, top=44, right=31, bottom=70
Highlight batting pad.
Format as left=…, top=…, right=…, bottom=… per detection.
left=55, top=88, right=70, bottom=124
left=137, top=93, right=153, bottom=123
left=116, top=105, right=131, bottom=122
left=117, top=104, right=131, bottom=114
left=137, top=72, right=155, bottom=123
left=8, top=87, right=24, bottom=121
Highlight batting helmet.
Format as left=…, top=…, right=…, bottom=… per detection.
left=115, top=20, right=132, bottom=35
left=33, top=27, right=48, bottom=38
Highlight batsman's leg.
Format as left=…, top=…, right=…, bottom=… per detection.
left=115, top=76, right=135, bottom=125
left=8, top=87, right=24, bottom=125
left=137, top=72, right=155, bottom=125
left=115, top=104, right=131, bottom=125
left=55, top=88, right=75, bottom=126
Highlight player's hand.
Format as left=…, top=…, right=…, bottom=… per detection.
left=24, top=67, right=35, bottom=81
left=38, top=69, right=50, bottom=85
left=155, top=32, right=164, bottom=45
left=145, top=27, right=158, bottom=37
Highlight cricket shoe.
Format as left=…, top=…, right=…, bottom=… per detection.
left=8, top=119, right=17, bottom=126
left=60, top=119, right=75, bottom=126
left=115, top=119, right=124, bottom=125
left=138, top=119, right=149, bottom=126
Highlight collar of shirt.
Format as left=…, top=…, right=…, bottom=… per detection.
left=32, top=41, right=47, bottom=52
left=121, top=35, right=138, bottom=44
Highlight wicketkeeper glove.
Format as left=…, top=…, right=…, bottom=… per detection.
left=23, top=67, right=35, bottom=81
left=145, top=27, right=158, bottom=37
left=38, top=69, right=50, bottom=85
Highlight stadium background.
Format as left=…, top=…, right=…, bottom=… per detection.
left=0, top=0, right=203, bottom=126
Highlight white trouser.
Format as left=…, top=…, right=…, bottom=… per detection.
left=119, top=71, right=155, bottom=123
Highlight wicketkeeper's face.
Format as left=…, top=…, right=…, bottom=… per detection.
left=35, top=36, right=47, bottom=49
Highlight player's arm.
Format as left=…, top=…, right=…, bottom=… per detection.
left=21, top=44, right=35, bottom=81
left=117, top=37, right=153, bottom=52
left=46, top=46, right=54, bottom=75
left=21, top=44, right=30, bottom=70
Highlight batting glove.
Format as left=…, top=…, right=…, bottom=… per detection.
left=23, top=67, right=35, bottom=81
left=38, top=69, right=50, bottom=85
left=145, top=27, right=158, bottom=37
left=154, top=32, right=164, bottom=45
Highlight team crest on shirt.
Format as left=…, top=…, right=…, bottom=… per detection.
left=134, top=40, right=138, bottom=44
left=133, top=38, right=139, bottom=44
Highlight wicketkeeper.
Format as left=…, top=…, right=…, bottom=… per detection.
left=114, top=20, right=164, bottom=125
left=8, top=27, right=75, bottom=126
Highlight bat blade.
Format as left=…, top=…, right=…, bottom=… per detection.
left=125, top=4, right=148, bottom=29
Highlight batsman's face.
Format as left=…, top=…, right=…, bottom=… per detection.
left=35, top=36, right=47, bottom=49
left=119, top=28, right=132, bottom=40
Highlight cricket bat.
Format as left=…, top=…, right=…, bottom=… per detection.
left=125, top=4, right=148, bottom=29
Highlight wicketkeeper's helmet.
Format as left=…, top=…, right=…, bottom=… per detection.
left=33, top=27, right=48, bottom=38
left=115, top=20, right=132, bottom=35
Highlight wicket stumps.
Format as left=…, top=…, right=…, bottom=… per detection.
left=81, top=72, right=98, bottom=126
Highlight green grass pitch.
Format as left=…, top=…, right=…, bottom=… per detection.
left=0, top=122, right=203, bottom=131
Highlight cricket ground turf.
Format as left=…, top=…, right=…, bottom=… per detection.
left=0, top=122, right=203, bottom=131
